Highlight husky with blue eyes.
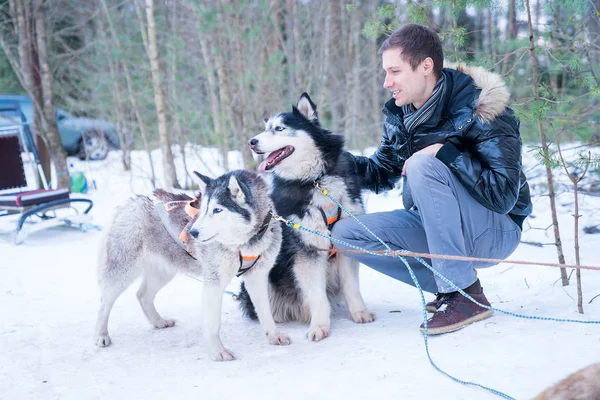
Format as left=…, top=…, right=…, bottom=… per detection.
left=94, top=169, right=289, bottom=361
left=239, top=93, right=375, bottom=341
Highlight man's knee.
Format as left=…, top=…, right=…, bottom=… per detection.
left=406, top=154, right=452, bottom=186
left=331, top=218, right=354, bottom=242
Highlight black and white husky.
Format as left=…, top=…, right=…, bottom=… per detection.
left=94, top=170, right=290, bottom=361
left=239, top=93, right=375, bottom=341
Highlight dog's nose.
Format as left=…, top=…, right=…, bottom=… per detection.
left=189, top=229, right=199, bottom=239
left=248, top=138, right=258, bottom=148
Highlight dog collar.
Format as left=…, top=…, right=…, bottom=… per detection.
left=248, top=210, right=273, bottom=245
left=237, top=210, right=274, bottom=276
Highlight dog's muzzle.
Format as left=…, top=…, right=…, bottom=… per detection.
left=189, top=229, right=199, bottom=239
left=248, top=138, right=263, bottom=153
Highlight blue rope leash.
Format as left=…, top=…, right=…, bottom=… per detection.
left=313, top=186, right=600, bottom=325
left=274, top=183, right=600, bottom=399
left=80, top=223, right=103, bottom=232
left=397, top=255, right=517, bottom=400
left=281, top=219, right=517, bottom=398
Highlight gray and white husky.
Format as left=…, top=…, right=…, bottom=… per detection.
left=94, top=170, right=290, bottom=361
left=239, top=93, right=375, bottom=341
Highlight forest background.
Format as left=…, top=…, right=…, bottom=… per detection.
left=1, top=0, right=598, bottom=189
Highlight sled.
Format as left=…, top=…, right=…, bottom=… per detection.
left=0, top=99, right=95, bottom=244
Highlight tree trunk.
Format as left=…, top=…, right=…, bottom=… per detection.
left=166, top=1, right=194, bottom=188
left=574, top=180, right=583, bottom=313
left=588, top=0, right=600, bottom=90
left=487, top=9, right=496, bottom=69
left=3, top=0, right=64, bottom=188
left=213, top=0, right=234, bottom=171
left=6, top=0, right=46, bottom=185
left=369, top=0, right=380, bottom=144
left=328, top=1, right=342, bottom=130
left=197, top=30, right=224, bottom=169
left=502, top=0, right=518, bottom=75
left=318, top=5, right=331, bottom=110
left=144, top=0, right=179, bottom=188
left=124, top=62, right=157, bottom=188
left=100, top=0, right=151, bottom=181
left=35, top=135, right=51, bottom=185
left=97, top=0, right=130, bottom=171
left=475, top=8, right=484, bottom=55
left=525, top=0, right=569, bottom=285
left=19, top=0, right=52, bottom=187
left=231, top=5, right=253, bottom=169
left=291, top=0, right=304, bottom=94
left=284, top=0, right=297, bottom=99
left=34, top=0, right=70, bottom=189
left=192, top=2, right=226, bottom=176
left=343, top=0, right=360, bottom=148
left=549, top=5, right=560, bottom=95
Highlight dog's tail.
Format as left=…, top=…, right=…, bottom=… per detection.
left=153, top=188, right=192, bottom=202
left=237, top=282, right=258, bottom=320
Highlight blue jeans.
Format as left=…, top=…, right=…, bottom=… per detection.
left=331, top=155, right=521, bottom=294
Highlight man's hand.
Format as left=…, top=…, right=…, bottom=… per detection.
left=402, top=143, right=444, bottom=175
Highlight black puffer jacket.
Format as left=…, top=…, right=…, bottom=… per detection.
left=353, top=64, right=532, bottom=228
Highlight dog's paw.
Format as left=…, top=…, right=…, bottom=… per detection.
left=154, top=319, right=176, bottom=329
left=267, top=331, right=292, bottom=346
left=351, top=310, right=376, bottom=324
left=212, top=349, right=236, bottom=362
left=95, top=334, right=112, bottom=347
left=306, top=325, right=330, bottom=342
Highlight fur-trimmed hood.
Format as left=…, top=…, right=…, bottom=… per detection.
left=371, top=61, right=531, bottom=222
left=444, top=62, right=511, bottom=124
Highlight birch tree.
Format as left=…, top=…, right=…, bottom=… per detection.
left=143, top=0, right=179, bottom=189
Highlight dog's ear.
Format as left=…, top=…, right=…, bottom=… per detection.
left=192, top=171, right=212, bottom=194
left=228, top=175, right=246, bottom=205
left=263, top=117, right=269, bottom=126
left=295, top=92, right=318, bottom=122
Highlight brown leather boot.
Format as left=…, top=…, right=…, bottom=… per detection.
left=420, top=280, right=493, bottom=335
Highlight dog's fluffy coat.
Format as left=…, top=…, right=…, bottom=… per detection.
left=534, top=363, right=600, bottom=400
left=94, top=170, right=289, bottom=361
left=239, top=93, right=375, bottom=341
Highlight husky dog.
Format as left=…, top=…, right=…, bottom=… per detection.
left=94, top=170, right=290, bottom=361
left=239, top=93, right=375, bottom=341
left=534, top=363, right=600, bottom=400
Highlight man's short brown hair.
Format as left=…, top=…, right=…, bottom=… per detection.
left=379, top=24, right=443, bottom=79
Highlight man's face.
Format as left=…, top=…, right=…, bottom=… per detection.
left=382, top=49, right=432, bottom=110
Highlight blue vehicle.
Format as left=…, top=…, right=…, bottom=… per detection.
left=0, top=94, right=120, bottom=160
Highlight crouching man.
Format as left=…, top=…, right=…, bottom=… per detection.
left=332, top=24, right=532, bottom=335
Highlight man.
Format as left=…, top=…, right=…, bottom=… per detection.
left=331, top=24, right=532, bottom=335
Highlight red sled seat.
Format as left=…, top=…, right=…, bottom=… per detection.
left=0, top=188, right=70, bottom=208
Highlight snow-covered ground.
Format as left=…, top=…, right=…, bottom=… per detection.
left=1, top=145, right=599, bottom=400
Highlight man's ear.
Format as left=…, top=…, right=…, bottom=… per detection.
left=422, top=57, right=435, bottom=76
